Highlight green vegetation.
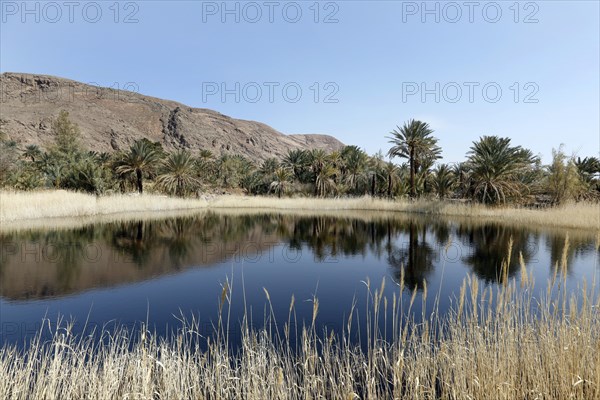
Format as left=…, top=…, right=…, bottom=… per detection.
left=465, top=135, right=538, bottom=204
left=115, top=138, right=163, bottom=194
left=387, top=119, right=442, bottom=198
left=155, top=150, right=200, bottom=197
left=1, top=111, right=598, bottom=206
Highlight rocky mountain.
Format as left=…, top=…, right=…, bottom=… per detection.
left=0, top=73, right=344, bottom=161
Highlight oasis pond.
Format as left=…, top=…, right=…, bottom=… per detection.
left=1, top=211, right=598, bottom=348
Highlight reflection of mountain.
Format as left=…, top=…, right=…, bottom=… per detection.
left=0, top=214, right=282, bottom=300
left=1, top=212, right=597, bottom=300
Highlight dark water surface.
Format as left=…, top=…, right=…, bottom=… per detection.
left=1, top=211, right=598, bottom=348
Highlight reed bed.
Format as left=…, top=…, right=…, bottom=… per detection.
left=211, top=195, right=600, bottom=231
left=0, top=190, right=208, bottom=223
left=1, top=260, right=599, bottom=399
left=1, top=190, right=599, bottom=231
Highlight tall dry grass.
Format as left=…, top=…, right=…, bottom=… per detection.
left=0, top=190, right=208, bottom=223
left=1, top=190, right=599, bottom=231
left=1, top=249, right=599, bottom=399
left=211, top=195, right=600, bottom=230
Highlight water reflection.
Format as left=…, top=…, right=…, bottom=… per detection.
left=0, top=213, right=598, bottom=301
left=456, top=224, right=537, bottom=283
left=545, top=232, right=599, bottom=276
left=387, top=221, right=435, bottom=290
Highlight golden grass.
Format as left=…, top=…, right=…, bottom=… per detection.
left=1, top=190, right=599, bottom=231
left=1, top=268, right=598, bottom=399
left=210, top=195, right=600, bottom=231
left=0, top=190, right=208, bottom=223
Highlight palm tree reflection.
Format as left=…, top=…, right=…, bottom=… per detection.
left=457, top=224, right=536, bottom=283
left=159, top=218, right=196, bottom=269
left=110, top=220, right=159, bottom=267
left=2, top=213, right=598, bottom=301
left=387, top=220, right=435, bottom=291
left=546, top=232, right=598, bottom=276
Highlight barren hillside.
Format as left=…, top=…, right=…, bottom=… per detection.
left=0, top=73, right=344, bottom=161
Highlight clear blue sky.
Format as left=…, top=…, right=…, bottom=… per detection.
left=1, top=0, right=598, bottom=163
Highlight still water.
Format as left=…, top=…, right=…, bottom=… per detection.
left=1, top=211, right=598, bottom=347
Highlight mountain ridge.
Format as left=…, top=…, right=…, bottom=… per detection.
left=0, top=72, right=344, bottom=161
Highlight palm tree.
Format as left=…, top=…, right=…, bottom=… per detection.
left=387, top=120, right=441, bottom=198
left=310, top=149, right=328, bottom=175
left=260, top=158, right=280, bottom=177
left=69, top=154, right=108, bottom=195
left=327, top=150, right=342, bottom=169
left=39, top=152, right=64, bottom=188
left=282, top=149, right=308, bottom=181
left=217, top=155, right=236, bottom=187
left=115, top=139, right=162, bottom=194
left=383, top=161, right=400, bottom=198
left=575, top=156, right=600, bottom=184
left=341, top=146, right=368, bottom=194
left=368, top=151, right=387, bottom=196
left=23, top=144, right=42, bottom=162
left=466, top=136, right=536, bottom=204
left=452, top=162, right=470, bottom=198
left=196, top=151, right=217, bottom=184
left=236, top=156, right=256, bottom=190
left=240, top=171, right=262, bottom=194
left=432, top=164, right=456, bottom=199
left=315, top=164, right=338, bottom=197
left=416, top=157, right=436, bottom=196
left=270, top=167, right=292, bottom=198
left=156, top=150, right=200, bottom=197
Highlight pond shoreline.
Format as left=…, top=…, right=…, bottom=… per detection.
left=1, top=190, right=599, bottom=231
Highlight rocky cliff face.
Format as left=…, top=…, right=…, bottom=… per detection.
left=0, top=73, right=344, bottom=161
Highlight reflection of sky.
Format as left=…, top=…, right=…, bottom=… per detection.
left=1, top=218, right=598, bottom=349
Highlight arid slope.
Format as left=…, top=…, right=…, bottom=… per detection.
left=0, top=72, right=343, bottom=161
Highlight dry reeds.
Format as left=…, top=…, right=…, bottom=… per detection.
left=0, top=252, right=598, bottom=399
left=0, top=190, right=208, bottom=223
left=2, top=190, right=599, bottom=231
